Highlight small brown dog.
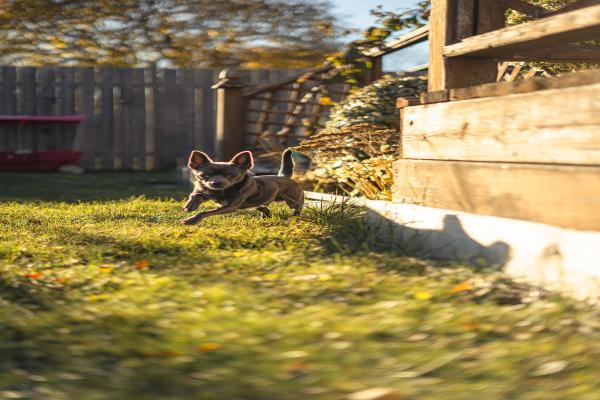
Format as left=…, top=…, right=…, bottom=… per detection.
left=182, top=148, right=304, bottom=225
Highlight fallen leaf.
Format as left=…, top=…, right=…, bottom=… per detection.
left=450, top=281, right=472, bottom=294
left=135, top=260, right=150, bottom=270
left=288, top=361, right=310, bottom=371
left=24, top=272, right=41, bottom=279
left=348, top=387, right=407, bottom=400
left=414, top=291, right=433, bottom=300
left=282, top=350, right=308, bottom=358
left=531, top=361, right=568, bottom=376
left=100, top=265, right=114, bottom=273
left=198, top=342, right=222, bottom=352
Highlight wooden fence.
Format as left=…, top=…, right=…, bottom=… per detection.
left=0, top=66, right=300, bottom=170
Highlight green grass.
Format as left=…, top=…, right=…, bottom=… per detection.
left=1, top=172, right=599, bottom=400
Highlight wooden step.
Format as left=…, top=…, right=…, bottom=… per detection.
left=392, top=159, right=600, bottom=231
left=402, top=80, right=600, bottom=165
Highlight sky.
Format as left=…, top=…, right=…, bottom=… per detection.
left=329, top=0, right=428, bottom=71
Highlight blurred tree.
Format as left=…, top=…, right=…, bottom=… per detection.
left=0, top=0, right=341, bottom=68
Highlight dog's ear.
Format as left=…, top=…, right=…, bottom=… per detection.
left=229, top=151, right=254, bottom=169
left=188, top=151, right=213, bottom=169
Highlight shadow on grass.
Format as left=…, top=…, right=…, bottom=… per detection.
left=0, top=172, right=189, bottom=203
left=301, top=200, right=510, bottom=271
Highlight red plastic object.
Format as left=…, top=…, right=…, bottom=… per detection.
left=0, top=150, right=81, bottom=171
left=0, top=114, right=85, bottom=171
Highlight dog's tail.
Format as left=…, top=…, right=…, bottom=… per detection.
left=278, top=148, right=294, bottom=178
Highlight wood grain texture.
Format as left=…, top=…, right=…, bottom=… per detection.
left=428, top=0, right=499, bottom=90
left=402, top=82, right=600, bottom=165
left=78, top=68, right=95, bottom=168
left=509, top=45, right=600, bottom=63
left=444, top=5, right=600, bottom=58
left=0, top=67, right=17, bottom=151
left=57, top=68, right=76, bottom=149
left=420, top=68, right=600, bottom=103
left=38, top=67, right=56, bottom=150
left=99, top=68, right=114, bottom=169
left=392, top=159, right=600, bottom=230
left=131, top=68, right=146, bottom=170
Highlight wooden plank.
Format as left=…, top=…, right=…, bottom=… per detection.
left=78, top=67, right=95, bottom=169
left=395, top=97, right=421, bottom=108
left=155, top=69, right=178, bottom=167
left=421, top=68, right=600, bottom=103
left=476, top=0, right=506, bottom=34
left=19, top=67, right=37, bottom=151
left=120, top=68, right=134, bottom=170
left=99, top=68, right=114, bottom=169
left=57, top=68, right=76, bottom=149
left=0, top=67, right=17, bottom=151
left=248, top=96, right=322, bottom=106
left=444, top=5, right=600, bottom=58
left=508, top=45, right=600, bottom=63
left=38, top=67, right=56, bottom=150
left=364, top=25, right=429, bottom=57
left=243, top=64, right=332, bottom=97
left=392, top=159, right=600, bottom=230
left=145, top=65, right=157, bottom=170
left=428, top=0, right=498, bottom=91
left=402, top=82, right=600, bottom=165
left=451, top=68, right=600, bottom=100
left=131, top=68, right=146, bottom=170
left=196, top=69, right=215, bottom=156
left=112, top=68, right=124, bottom=169
left=180, top=69, right=196, bottom=166
left=419, top=90, right=449, bottom=104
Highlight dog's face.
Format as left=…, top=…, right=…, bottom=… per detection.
left=188, top=150, right=253, bottom=190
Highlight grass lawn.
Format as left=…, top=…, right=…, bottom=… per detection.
left=1, top=172, right=599, bottom=400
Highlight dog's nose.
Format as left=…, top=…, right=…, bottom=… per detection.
left=208, top=180, right=225, bottom=188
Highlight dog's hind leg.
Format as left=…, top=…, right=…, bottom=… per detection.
left=284, top=189, right=304, bottom=216
left=256, top=206, right=272, bottom=218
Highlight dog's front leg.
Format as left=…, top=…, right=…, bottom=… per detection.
left=183, top=192, right=206, bottom=212
left=182, top=195, right=248, bottom=225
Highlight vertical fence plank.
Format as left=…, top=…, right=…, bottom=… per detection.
left=145, top=65, right=157, bottom=170
left=131, top=68, right=146, bottom=170
left=174, top=70, right=186, bottom=166
left=155, top=69, right=178, bottom=168
left=194, top=69, right=215, bottom=157
left=38, top=67, right=56, bottom=150
left=19, top=67, right=37, bottom=151
left=57, top=68, right=76, bottom=149
left=180, top=69, right=196, bottom=166
left=78, top=67, right=95, bottom=169
left=120, top=68, right=134, bottom=170
left=112, top=68, right=124, bottom=169
left=0, top=67, right=18, bottom=151
left=99, top=67, right=114, bottom=169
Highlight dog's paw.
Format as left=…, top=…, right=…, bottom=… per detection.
left=181, top=216, right=201, bottom=225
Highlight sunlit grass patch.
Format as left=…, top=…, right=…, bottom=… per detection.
left=1, top=172, right=599, bottom=400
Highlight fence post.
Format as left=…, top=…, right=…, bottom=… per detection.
left=212, top=69, right=246, bottom=160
